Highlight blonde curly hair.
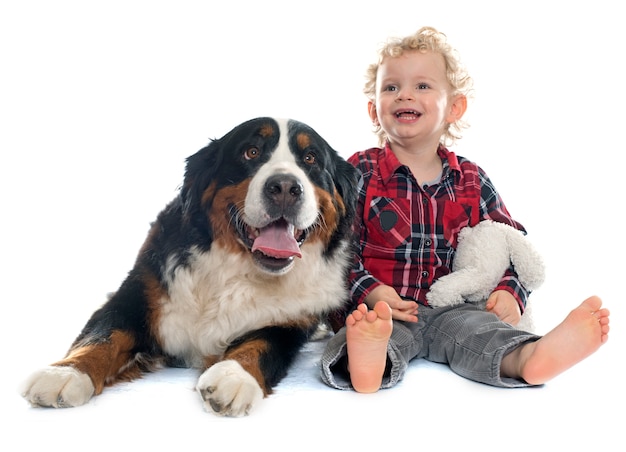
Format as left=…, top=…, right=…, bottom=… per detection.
left=364, top=26, right=474, bottom=147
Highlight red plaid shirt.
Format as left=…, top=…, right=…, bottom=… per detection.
left=348, top=144, right=529, bottom=312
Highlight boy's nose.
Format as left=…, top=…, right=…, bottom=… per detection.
left=396, top=87, right=414, bottom=101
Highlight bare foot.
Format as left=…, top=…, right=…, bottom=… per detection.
left=346, top=301, right=393, bottom=393
left=502, top=296, right=610, bottom=385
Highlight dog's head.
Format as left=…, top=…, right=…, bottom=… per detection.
left=182, top=117, right=358, bottom=275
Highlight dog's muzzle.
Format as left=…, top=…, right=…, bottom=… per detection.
left=233, top=173, right=313, bottom=274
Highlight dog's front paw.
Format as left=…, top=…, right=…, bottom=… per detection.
left=20, top=366, right=95, bottom=408
left=196, top=360, right=263, bottom=417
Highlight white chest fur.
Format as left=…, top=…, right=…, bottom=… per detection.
left=157, top=242, right=349, bottom=367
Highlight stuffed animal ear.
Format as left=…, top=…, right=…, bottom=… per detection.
left=505, top=227, right=546, bottom=291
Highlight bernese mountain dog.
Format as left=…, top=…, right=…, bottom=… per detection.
left=21, top=117, right=358, bottom=416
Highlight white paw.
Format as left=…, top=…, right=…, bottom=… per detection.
left=196, top=360, right=263, bottom=417
left=426, top=280, right=463, bottom=307
left=20, top=366, right=95, bottom=408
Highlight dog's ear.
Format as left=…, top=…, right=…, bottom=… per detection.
left=181, top=138, right=224, bottom=221
left=332, top=157, right=359, bottom=224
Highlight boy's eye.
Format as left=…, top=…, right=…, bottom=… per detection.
left=418, top=83, right=429, bottom=89
left=384, top=85, right=397, bottom=92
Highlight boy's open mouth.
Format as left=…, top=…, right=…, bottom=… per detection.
left=395, top=109, right=421, bottom=119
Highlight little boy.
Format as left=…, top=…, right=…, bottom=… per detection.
left=321, top=27, right=610, bottom=393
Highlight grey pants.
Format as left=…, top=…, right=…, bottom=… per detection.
left=320, top=303, right=541, bottom=390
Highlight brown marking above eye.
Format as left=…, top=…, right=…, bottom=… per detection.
left=244, top=147, right=260, bottom=160
left=259, top=123, right=274, bottom=138
left=296, top=132, right=311, bottom=150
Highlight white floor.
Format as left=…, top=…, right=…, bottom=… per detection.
left=6, top=327, right=622, bottom=451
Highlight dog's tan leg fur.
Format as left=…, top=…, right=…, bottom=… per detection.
left=53, top=330, right=138, bottom=394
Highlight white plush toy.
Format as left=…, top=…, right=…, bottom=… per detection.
left=426, top=220, right=545, bottom=332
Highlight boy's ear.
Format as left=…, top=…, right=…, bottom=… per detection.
left=367, top=101, right=379, bottom=125
left=447, top=94, right=467, bottom=123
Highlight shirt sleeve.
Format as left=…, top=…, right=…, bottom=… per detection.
left=347, top=153, right=382, bottom=306
left=494, top=269, right=530, bottom=312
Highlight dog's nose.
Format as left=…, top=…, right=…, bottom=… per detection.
left=264, top=174, right=304, bottom=208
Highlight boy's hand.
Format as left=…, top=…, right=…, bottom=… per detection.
left=364, top=285, right=418, bottom=323
left=485, top=290, right=521, bottom=325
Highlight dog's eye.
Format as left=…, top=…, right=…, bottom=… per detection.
left=244, top=147, right=261, bottom=160
left=304, top=152, right=316, bottom=165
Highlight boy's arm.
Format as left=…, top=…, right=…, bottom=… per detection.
left=477, top=167, right=531, bottom=312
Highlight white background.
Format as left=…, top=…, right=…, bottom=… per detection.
left=1, top=1, right=623, bottom=450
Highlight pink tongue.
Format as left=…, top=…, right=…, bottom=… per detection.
left=251, top=222, right=302, bottom=259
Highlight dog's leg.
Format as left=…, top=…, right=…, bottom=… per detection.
left=196, top=325, right=310, bottom=416
left=21, top=275, right=157, bottom=408
left=21, top=330, right=139, bottom=407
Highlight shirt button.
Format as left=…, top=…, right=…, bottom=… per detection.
left=421, top=271, right=429, bottom=278
left=425, top=239, right=432, bottom=246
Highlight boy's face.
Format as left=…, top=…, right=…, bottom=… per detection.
left=369, top=50, right=465, bottom=149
